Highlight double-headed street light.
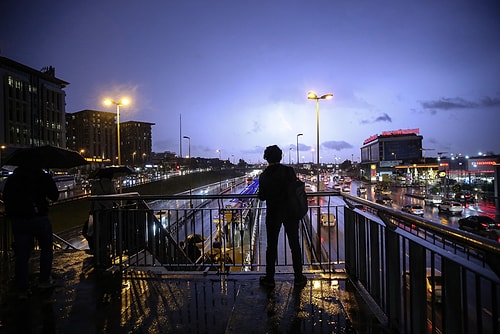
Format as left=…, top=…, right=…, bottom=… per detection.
left=307, top=91, right=333, bottom=192
left=104, top=98, right=130, bottom=165
left=296, top=133, right=303, bottom=169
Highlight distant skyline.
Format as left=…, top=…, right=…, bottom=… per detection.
left=1, top=1, right=499, bottom=163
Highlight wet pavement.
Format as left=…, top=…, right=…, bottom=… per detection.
left=0, top=250, right=388, bottom=333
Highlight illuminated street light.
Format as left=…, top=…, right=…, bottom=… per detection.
left=183, top=135, right=193, bottom=207
left=307, top=91, right=332, bottom=262
left=307, top=91, right=333, bottom=193
left=296, top=133, right=303, bottom=168
left=104, top=98, right=130, bottom=165
left=183, top=136, right=191, bottom=159
left=0, top=145, right=6, bottom=166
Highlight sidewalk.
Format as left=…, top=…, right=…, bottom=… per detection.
left=0, top=250, right=388, bottom=333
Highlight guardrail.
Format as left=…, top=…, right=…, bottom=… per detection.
left=6, top=189, right=496, bottom=333
left=342, top=193, right=500, bottom=334
left=88, top=192, right=344, bottom=274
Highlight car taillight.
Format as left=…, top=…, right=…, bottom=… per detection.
left=481, top=223, right=488, bottom=228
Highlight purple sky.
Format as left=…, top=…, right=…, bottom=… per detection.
left=2, top=1, right=499, bottom=164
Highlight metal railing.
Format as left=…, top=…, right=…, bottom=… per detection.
left=88, top=192, right=344, bottom=274
left=87, top=191, right=500, bottom=333
left=2, top=189, right=496, bottom=333
left=342, top=193, right=500, bottom=334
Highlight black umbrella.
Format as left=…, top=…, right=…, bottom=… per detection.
left=2, top=145, right=88, bottom=169
left=89, top=166, right=136, bottom=179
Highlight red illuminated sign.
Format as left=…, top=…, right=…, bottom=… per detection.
left=363, top=128, right=420, bottom=145
left=475, top=161, right=494, bottom=166
left=381, top=128, right=420, bottom=136
left=363, top=134, right=378, bottom=145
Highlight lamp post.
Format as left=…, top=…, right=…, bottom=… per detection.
left=104, top=98, right=130, bottom=165
left=183, top=136, right=191, bottom=159
left=307, top=91, right=333, bottom=193
left=296, top=133, right=303, bottom=169
left=0, top=145, right=6, bottom=166
left=216, top=149, right=222, bottom=191
left=183, top=136, right=192, bottom=207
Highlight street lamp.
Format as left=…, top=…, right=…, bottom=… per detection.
left=307, top=91, right=333, bottom=193
left=183, top=136, right=191, bottom=159
left=296, top=133, right=303, bottom=169
left=0, top=145, right=6, bottom=166
left=104, top=98, right=130, bottom=165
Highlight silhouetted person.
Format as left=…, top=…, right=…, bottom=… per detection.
left=83, top=177, right=117, bottom=252
left=258, top=145, right=307, bottom=288
left=3, top=166, right=59, bottom=299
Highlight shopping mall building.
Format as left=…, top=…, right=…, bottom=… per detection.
left=359, top=128, right=500, bottom=198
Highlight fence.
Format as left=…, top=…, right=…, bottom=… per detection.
left=2, top=189, right=499, bottom=333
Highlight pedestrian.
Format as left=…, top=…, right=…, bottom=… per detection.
left=258, top=145, right=307, bottom=288
left=83, top=176, right=117, bottom=251
left=3, top=166, right=59, bottom=299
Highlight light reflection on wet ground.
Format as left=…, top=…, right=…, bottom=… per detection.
left=0, top=251, right=387, bottom=333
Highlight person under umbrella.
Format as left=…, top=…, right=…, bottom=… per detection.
left=3, top=165, right=59, bottom=299
left=82, top=175, right=117, bottom=253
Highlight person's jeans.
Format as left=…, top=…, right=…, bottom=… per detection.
left=11, top=216, right=53, bottom=290
left=265, top=213, right=303, bottom=278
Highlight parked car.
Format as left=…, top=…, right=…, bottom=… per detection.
left=402, top=204, right=424, bottom=216
left=357, top=185, right=367, bottom=195
left=320, top=213, right=337, bottom=227
left=341, top=185, right=351, bottom=193
left=403, top=268, right=443, bottom=303
left=424, top=195, right=442, bottom=206
left=438, top=200, right=463, bottom=215
left=458, top=215, right=500, bottom=241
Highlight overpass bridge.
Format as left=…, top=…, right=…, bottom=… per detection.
left=1, top=190, right=499, bottom=333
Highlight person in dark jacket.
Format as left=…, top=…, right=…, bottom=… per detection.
left=3, top=166, right=59, bottom=298
left=258, top=145, right=307, bottom=288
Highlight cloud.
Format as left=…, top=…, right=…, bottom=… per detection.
left=360, top=112, right=392, bottom=124
left=247, top=120, right=261, bottom=134
left=421, top=97, right=477, bottom=110
left=322, top=140, right=353, bottom=151
left=480, top=96, right=500, bottom=107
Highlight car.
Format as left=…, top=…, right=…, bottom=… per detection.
left=320, top=213, right=337, bottom=227
left=357, top=186, right=367, bottom=195
left=458, top=215, right=500, bottom=241
left=375, top=195, right=393, bottom=206
left=423, top=195, right=442, bottom=206
left=455, top=192, right=475, bottom=203
left=403, top=268, right=442, bottom=303
left=401, top=204, right=424, bottom=216
left=341, top=185, right=351, bottom=193
left=375, top=184, right=391, bottom=195
left=438, top=200, right=463, bottom=215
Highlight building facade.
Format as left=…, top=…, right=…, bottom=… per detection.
left=0, top=56, right=69, bottom=157
left=66, top=109, right=117, bottom=164
left=360, top=128, right=423, bottom=182
left=120, top=121, right=155, bottom=165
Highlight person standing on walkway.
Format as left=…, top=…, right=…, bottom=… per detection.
left=258, top=145, right=307, bottom=288
left=3, top=166, right=59, bottom=298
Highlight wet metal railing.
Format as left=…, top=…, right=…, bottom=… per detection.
left=89, top=192, right=344, bottom=274
left=89, top=191, right=500, bottom=334
left=342, top=193, right=500, bottom=334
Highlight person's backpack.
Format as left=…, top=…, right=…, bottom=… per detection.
left=287, top=176, right=308, bottom=220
